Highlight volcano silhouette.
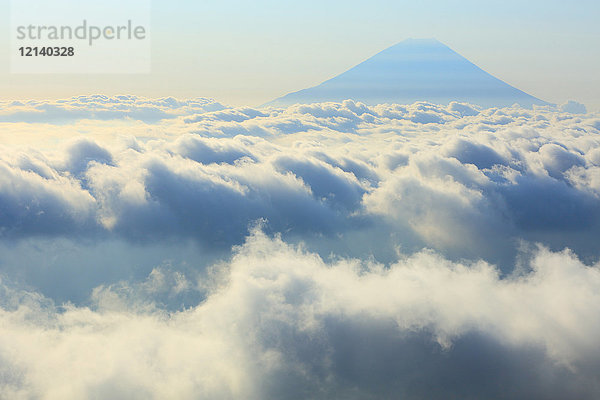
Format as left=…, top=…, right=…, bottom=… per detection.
left=265, top=38, right=549, bottom=108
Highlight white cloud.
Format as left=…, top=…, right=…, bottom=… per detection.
left=560, top=100, right=588, bottom=114
left=1, top=98, right=600, bottom=398
left=0, top=100, right=599, bottom=261
left=0, top=95, right=225, bottom=123
left=1, top=231, right=599, bottom=399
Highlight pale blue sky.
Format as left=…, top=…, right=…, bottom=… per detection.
left=1, top=0, right=599, bottom=108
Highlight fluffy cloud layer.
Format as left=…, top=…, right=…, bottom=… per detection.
left=1, top=231, right=600, bottom=399
left=0, top=95, right=225, bottom=123
left=1, top=96, right=600, bottom=398
left=2, top=97, right=600, bottom=262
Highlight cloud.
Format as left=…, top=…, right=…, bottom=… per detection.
left=561, top=100, right=587, bottom=114
left=1, top=231, right=600, bottom=399
left=0, top=100, right=599, bottom=262
left=0, top=97, right=600, bottom=398
left=0, top=158, right=97, bottom=237
left=0, top=95, right=225, bottom=123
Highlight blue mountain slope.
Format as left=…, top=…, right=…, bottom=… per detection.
left=265, top=39, right=549, bottom=108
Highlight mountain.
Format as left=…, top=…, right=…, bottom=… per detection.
left=265, top=38, right=549, bottom=108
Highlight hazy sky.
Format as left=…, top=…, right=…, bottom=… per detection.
left=0, top=0, right=598, bottom=109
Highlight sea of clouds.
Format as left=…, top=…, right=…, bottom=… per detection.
left=0, top=96, right=599, bottom=399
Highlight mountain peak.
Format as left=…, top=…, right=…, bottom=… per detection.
left=265, top=39, right=549, bottom=108
left=392, top=37, right=444, bottom=45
